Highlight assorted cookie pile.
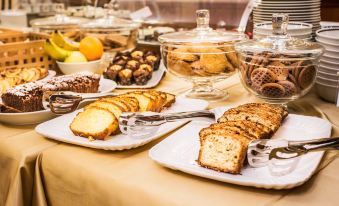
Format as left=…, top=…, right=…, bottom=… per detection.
left=240, top=52, right=316, bottom=98
left=165, top=45, right=238, bottom=77
left=104, top=50, right=160, bottom=86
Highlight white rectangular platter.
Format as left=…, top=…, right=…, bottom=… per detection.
left=149, top=112, right=332, bottom=189
left=35, top=97, right=208, bottom=150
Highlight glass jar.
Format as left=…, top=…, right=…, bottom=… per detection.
left=30, top=4, right=89, bottom=38
left=80, top=1, right=140, bottom=55
left=159, top=10, right=247, bottom=101
left=235, top=14, right=324, bottom=104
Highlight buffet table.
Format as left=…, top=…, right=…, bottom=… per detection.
left=1, top=73, right=339, bottom=206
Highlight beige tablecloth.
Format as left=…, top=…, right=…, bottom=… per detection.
left=1, top=73, right=339, bottom=206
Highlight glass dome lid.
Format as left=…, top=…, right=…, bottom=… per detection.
left=158, top=10, right=246, bottom=44
left=235, top=14, right=323, bottom=56
left=30, top=15, right=89, bottom=27
left=81, top=0, right=140, bottom=30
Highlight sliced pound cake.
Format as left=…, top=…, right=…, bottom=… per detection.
left=70, top=90, right=176, bottom=140
left=198, top=103, right=287, bottom=174
left=198, top=128, right=250, bottom=174
left=70, top=107, right=118, bottom=140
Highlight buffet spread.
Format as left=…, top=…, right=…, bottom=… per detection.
left=1, top=1, right=339, bottom=205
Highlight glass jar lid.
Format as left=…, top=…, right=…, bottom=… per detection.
left=31, top=15, right=89, bottom=28
left=81, top=0, right=140, bottom=30
left=235, top=14, right=323, bottom=56
left=158, top=10, right=246, bottom=44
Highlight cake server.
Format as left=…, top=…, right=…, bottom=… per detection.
left=119, top=110, right=216, bottom=138
left=43, top=91, right=116, bottom=114
left=247, top=137, right=339, bottom=175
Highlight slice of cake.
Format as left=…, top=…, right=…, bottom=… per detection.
left=198, top=128, right=250, bottom=174
left=198, top=103, right=288, bottom=174
left=1, top=72, right=100, bottom=112
left=70, top=107, right=118, bottom=140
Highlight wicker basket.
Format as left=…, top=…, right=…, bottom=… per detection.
left=0, top=31, right=53, bottom=71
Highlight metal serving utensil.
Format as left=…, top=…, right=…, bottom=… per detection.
left=247, top=137, right=339, bottom=176
left=119, top=110, right=216, bottom=138
left=43, top=91, right=116, bottom=114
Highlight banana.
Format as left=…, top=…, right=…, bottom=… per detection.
left=44, top=39, right=71, bottom=61
left=51, top=30, right=80, bottom=51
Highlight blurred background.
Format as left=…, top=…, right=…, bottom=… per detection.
left=1, top=0, right=337, bottom=29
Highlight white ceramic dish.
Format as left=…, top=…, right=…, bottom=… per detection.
left=316, top=38, right=339, bottom=50
left=316, top=76, right=338, bottom=86
left=317, top=71, right=339, bottom=80
left=315, top=82, right=338, bottom=103
left=35, top=96, right=208, bottom=150
left=149, top=110, right=332, bottom=190
left=0, top=78, right=117, bottom=125
left=318, top=65, right=339, bottom=75
left=116, top=62, right=166, bottom=89
left=321, top=54, right=339, bottom=64
left=316, top=28, right=339, bottom=44
left=57, top=59, right=102, bottom=75
left=320, top=59, right=339, bottom=69
left=324, top=48, right=339, bottom=57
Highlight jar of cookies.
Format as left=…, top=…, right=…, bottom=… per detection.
left=235, top=14, right=324, bottom=104
left=159, top=10, right=246, bottom=101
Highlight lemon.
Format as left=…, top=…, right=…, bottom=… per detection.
left=64, top=51, right=88, bottom=63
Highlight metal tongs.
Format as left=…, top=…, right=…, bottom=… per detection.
left=248, top=137, right=339, bottom=176
left=119, top=110, right=216, bottom=138
left=43, top=91, right=115, bottom=114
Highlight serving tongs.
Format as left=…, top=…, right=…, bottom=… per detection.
left=119, top=110, right=216, bottom=138
left=43, top=91, right=116, bottom=114
left=248, top=137, right=339, bottom=176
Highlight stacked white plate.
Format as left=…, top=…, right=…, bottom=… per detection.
left=253, top=0, right=321, bottom=35
left=253, top=21, right=313, bottom=40
left=315, top=28, right=339, bottom=103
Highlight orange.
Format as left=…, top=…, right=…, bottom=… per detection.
left=79, top=37, right=104, bottom=61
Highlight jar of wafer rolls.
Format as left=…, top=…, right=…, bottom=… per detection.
left=159, top=10, right=247, bottom=101
left=235, top=14, right=324, bottom=104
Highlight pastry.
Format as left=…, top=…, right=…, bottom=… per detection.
left=104, top=49, right=160, bottom=85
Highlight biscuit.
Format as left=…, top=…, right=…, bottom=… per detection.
left=199, top=48, right=232, bottom=73
left=260, top=83, right=285, bottom=98
left=278, top=80, right=297, bottom=97
left=298, top=65, right=316, bottom=89
left=268, top=61, right=289, bottom=81
left=222, top=45, right=239, bottom=68
left=250, top=67, right=277, bottom=91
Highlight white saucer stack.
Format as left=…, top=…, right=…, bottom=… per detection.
left=253, top=22, right=313, bottom=40
left=253, top=0, right=321, bottom=35
left=315, top=28, right=339, bottom=103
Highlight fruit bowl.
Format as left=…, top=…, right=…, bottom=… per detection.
left=57, top=59, right=102, bottom=75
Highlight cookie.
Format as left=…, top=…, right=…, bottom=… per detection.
left=298, top=65, right=316, bottom=89
left=168, top=48, right=198, bottom=62
left=278, top=80, right=297, bottom=97
left=268, top=61, right=289, bottom=81
left=250, top=67, right=277, bottom=91
left=291, top=60, right=304, bottom=80
left=200, top=49, right=232, bottom=73
left=260, top=83, right=285, bottom=98
left=222, top=45, right=239, bottom=68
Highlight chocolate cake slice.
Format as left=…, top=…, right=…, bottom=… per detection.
left=1, top=72, right=100, bottom=112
